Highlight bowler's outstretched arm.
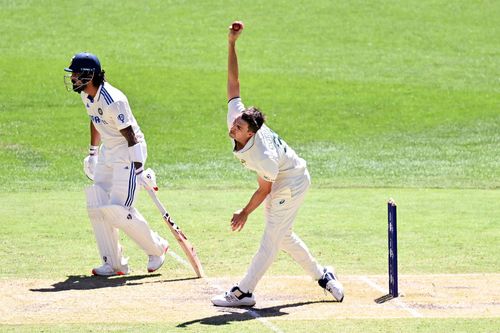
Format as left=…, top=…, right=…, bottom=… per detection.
left=227, top=21, right=244, bottom=101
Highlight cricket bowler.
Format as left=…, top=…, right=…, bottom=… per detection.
left=211, top=22, right=344, bottom=307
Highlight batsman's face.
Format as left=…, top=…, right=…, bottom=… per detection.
left=229, top=116, right=253, bottom=143
left=71, top=72, right=85, bottom=92
left=64, top=72, right=92, bottom=93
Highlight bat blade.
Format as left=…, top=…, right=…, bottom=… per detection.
left=162, top=212, right=205, bottom=278
left=148, top=190, right=205, bottom=278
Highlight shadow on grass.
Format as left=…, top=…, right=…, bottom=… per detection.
left=177, top=300, right=334, bottom=327
left=29, top=274, right=198, bottom=292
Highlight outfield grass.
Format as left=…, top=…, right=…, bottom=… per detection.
left=1, top=188, right=498, bottom=278
left=1, top=0, right=499, bottom=331
left=0, top=0, right=498, bottom=191
left=2, top=318, right=500, bottom=333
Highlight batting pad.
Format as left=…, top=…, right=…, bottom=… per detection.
left=99, top=205, right=166, bottom=256
left=85, top=186, right=126, bottom=271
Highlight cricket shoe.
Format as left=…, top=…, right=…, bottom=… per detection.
left=318, top=266, right=344, bottom=302
left=92, top=262, right=130, bottom=277
left=147, top=237, right=169, bottom=273
left=211, top=285, right=256, bottom=307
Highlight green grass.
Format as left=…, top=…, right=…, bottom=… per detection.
left=2, top=319, right=500, bottom=333
left=0, top=0, right=498, bottom=191
left=1, top=188, right=498, bottom=278
left=1, top=0, right=499, bottom=331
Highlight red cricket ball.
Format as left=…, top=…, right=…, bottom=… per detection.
left=232, top=22, right=242, bottom=31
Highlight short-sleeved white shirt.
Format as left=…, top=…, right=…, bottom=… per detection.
left=81, top=82, right=144, bottom=150
left=228, top=97, right=306, bottom=183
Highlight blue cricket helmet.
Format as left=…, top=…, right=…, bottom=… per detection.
left=64, top=52, right=104, bottom=92
left=65, top=52, right=102, bottom=74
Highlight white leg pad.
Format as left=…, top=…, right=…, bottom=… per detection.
left=85, top=186, right=127, bottom=270
left=99, top=205, right=165, bottom=256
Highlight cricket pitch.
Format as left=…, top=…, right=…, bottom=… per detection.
left=1, top=273, right=499, bottom=326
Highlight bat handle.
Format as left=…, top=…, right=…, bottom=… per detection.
left=147, top=189, right=168, bottom=216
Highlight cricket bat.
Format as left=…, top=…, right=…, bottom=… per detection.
left=147, top=189, right=205, bottom=278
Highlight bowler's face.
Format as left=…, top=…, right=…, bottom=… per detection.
left=229, top=116, right=253, bottom=143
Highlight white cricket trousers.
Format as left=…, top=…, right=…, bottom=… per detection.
left=89, top=143, right=165, bottom=266
left=239, top=170, right=324, bottom=293
left=94, top=144, right=143, bottom=207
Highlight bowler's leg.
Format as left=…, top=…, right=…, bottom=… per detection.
left=238, top=191, right=306, bottom=293
left=281, top=230, right=324, bottom=280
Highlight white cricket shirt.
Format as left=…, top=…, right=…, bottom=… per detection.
left=228, top=97, right=307, bottom=183
left=81, top=82, right=144, bottom=150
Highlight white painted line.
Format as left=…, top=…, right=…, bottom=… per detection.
left=359, top=275, right=386, bottom=294
left=248, top=309, right=285, bottom=333
left=168, top=251, right=284, bottom=333
left=359, top=276, right=423, bottom=318
left=167, top=250, right=191, bottom=267
left=211, top=283, right=284, bottom=333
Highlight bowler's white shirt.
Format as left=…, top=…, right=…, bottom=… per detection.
left=228, top=97, right=306, bottom=183
left=81, top=82, right=144, bottom=150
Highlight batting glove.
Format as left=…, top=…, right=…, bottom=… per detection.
left=83, top=145, right=99, bottom=181
left=136, top=167, right=159, bottom=191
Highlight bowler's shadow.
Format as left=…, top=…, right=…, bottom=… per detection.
left=30, top=274, right=197, bottom=292
left=177, top=300, right=333, bottom=327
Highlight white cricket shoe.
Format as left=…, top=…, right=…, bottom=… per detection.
left=318, top=266, right=344, bottom=302
left=147, top=238, right=169, bottom=273
left=92, top=262, right=130, bottom=277
left=211, top=286, right=256, bottom=307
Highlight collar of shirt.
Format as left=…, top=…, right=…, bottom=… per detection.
left=83, top=83, right=105, bottom=104
left=95, top=83, right=105, bottom=103
left=233, top=135, right=255, bottom=154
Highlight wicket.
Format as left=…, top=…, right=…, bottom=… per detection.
left=388, top=199, right=398, bottom=297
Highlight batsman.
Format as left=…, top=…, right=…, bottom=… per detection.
left=64, top=52, right=168, bottom=276
left=211, top=22, right=345, bottom=307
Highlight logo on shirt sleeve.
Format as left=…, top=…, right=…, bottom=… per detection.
left=117, top=114, right=125, bottom=123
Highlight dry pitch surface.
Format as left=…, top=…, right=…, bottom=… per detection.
left=1, top=272, right=499, bottom=327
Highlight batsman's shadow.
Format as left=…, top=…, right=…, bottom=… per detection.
left=177, top=300, right=334, bottom=328
left=30, top=274, right=197, bottom=292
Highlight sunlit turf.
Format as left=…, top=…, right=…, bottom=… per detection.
left=1, top=0, right=499, bottom=331
left=1, top=188, right=497, bottom=279
left=2, top=318, right=500, bottom=333
left=0, top=0, right=498, bottom=191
